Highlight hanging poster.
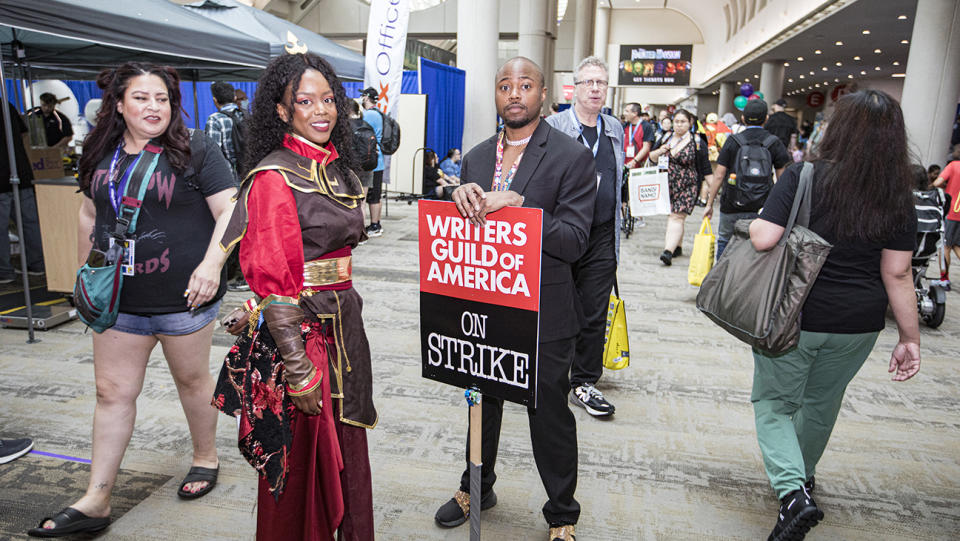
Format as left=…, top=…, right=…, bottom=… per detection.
left=618, top=45, right=693, bottom=86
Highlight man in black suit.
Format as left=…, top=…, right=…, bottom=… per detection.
left=434, top=57, right=596, bottom=541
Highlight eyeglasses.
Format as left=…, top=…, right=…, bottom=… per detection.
left=575, top=79, right=609, bottom=89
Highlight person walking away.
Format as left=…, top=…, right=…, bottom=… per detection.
left=648, top=109, right=714, bottom=265
left=360, top=87, right=385, bottom=237
left=0, top=101, right=44, bottom=283
left=29, top=62, right=236, bottom=538
left=933, top=152, right=960, bottom=290
left=547, top=56, right=623, bottom=417
left=704, top=99, right=790, bottom=258
left=747, top=90, right=920, bottom=541
left=435, top=56, right=596, bottom=541
left=763, top=98, right=798, bottom=150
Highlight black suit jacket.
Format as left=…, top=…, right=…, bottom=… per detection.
left=460, top=120, right=597, bottom=342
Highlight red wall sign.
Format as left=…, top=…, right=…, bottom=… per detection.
left=807, top=91, right=825, bottom=108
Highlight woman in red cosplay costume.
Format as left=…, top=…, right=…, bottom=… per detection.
left=213, top=52, right=377, bottom=540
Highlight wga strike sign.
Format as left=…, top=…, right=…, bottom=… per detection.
left=419, top=201, right=542, bottom=407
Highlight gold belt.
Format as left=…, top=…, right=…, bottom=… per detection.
left=303, top=256, right=352, bottom=287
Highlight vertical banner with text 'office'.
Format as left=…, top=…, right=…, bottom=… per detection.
left=364, top=0, right=409, bottom=119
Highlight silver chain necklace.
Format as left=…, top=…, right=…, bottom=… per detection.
left=505, top=135, right=531, bottom=147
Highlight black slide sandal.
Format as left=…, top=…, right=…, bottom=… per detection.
left=177, top=465, right=219, bottom=499
left=27, top=507, right=110, bottom=538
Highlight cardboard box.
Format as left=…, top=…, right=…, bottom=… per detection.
left=26, top=146, right=65, bottom=180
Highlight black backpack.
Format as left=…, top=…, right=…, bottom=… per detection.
left=375, top=109, right=401, bottom=155
left=220, top=108, right=246, bottom=165
left=729, top=132, right=779, bottom=212
left=351, top=118, right=379, bottom=171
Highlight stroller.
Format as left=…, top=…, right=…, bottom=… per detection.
left=913, top=189, right=948, bottom=328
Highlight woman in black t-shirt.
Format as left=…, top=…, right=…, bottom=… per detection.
left=422, top=149, right=457, bottom=199
left=747, top=90, right=921, bottom=541
left=29, top=64, right=236, bottom=538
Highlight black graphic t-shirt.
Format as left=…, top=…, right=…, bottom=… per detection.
left=85, top=134, right=237, bottom=314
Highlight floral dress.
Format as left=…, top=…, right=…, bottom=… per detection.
left=667, top=136, right=700, bottom=215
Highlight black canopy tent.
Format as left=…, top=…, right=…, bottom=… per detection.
left=0, top=0, right=274, bottom=339
left=183, top=0, right=365, bottom=81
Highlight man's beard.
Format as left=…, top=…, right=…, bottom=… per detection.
left=502, top=107, right=540, bottom=129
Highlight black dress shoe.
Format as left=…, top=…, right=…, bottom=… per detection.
left=660, top=250, right=672, bottom=266
left=767, top=488, right=823, bottom=541
left=672, top=246, right=683, bottom=257
left=435, top=489, right=497, bottom=528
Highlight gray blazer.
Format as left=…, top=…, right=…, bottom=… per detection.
left=546, top=107, right=626, bottom=260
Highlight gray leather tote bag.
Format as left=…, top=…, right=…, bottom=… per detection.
left=696, top=162, right=833, bottom=354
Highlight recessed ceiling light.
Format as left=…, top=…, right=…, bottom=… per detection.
left=815, top=49, right=822, bottom=54
left=862, top=29, right=871, bottom=34
left=848, top=74, right=854, bottom=79
left=893, top=61, right=900, bottom=66
left=835, top=62, right=842, bottom=66
left=783, top=62, right=790, bottom=66
left=875, top=66, right=881, bottom=71
left=854, top=56, right=861, bottom=60
left=754, top=74, right=759, bottom=78
left=861, top=70, right=867, bottom=75
left=892, top=73, right=906, bottom=78
left=898, top=15, right=907, bottom=20
left=815, top=83, right=821, bottom=87
left=901, top=40, right=909, bottom=44
left=874, top=49, right=882, bottom=54
left=809, top=70, right=815, bottom=75
left=797, top=56, right=804, bottom=61
left=821, top=66, right=828, bottom=71
left=835, top=41, right=843, bottom=46
left=799, top=75, right=806, bottom=79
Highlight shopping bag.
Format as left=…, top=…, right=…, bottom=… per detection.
left=628, top=166, right=671, bottom=216
left=602, top=281, right=629, bottom=370
left=688, top=217, right=716, bottom=286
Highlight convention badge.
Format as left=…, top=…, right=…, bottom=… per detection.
left=626, top=144, right=636, bottom=158
left=109, top=237, right=136, bottom=276
left=657, top=154, right=670, bottom=171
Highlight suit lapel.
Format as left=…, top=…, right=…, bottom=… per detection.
left=471, top=136, right=498, bottom=191
left=508, top=120, right=549, bottom=196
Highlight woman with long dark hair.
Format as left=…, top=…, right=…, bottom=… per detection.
left=214, top=52, right=376, bottom=541
left=29, top=63, right=236, bottom=537
left=747, top=90, right=920, bottom=541
left=647, top=108, right=713, bottom=265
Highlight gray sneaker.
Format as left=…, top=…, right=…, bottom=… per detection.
left=570, top=383, right=615, bottom=416
left=0, top=437, right=33, bottom=464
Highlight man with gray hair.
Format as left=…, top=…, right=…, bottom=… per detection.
left=547, top=56, right=622, bottom=417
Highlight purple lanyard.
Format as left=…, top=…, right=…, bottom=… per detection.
left=107, top=142, right=135, bottom=216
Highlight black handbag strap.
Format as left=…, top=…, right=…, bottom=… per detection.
left=112, top=140, right=164, bottom=240
left=778, top=161, right=814, bottom=246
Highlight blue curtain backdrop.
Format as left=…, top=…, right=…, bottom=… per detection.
left=417, top=58, right=465, bottom=158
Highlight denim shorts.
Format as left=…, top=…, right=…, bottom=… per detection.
left=112, top=300, right=222, bottom=336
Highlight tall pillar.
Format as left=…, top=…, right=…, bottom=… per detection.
left=571, top=0, right=593, bottom=65
left=518, top=0, right=549, bottom=71
left=457, top=0, right=500, bottom=152
left=718, top=81, right=737, bottom=117
left=902, top=0, right=960, bottom=165
left=760, top=61, right=785, bottom=104
left=545, top=0, right=558, bottom=107
left=592, top=4, right=610, bottom=61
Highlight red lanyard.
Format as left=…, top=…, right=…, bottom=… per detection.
left=493, top=131, right=523, bottom=192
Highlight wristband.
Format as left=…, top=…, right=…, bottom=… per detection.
left=286, top=366, right=322, bottom=396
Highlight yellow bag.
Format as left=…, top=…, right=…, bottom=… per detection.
left=602, top=281, right=630, bottom=370
left=688, top=217, right=716, bottom=286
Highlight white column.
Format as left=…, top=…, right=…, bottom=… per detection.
left=545, top=0, right=558, bottom=107
left=457, top=0, right=500, bottom=152
left=902, top=0, right=960, bottom=165
left=518, top=0, right=549, bottom=75
left=592, top=4, right=610, bottom=61
left=759, top=61, right=785, bottom=104
left=718, top=81, right=737, bottom=117
left=571, top=0, right=593, bottom=65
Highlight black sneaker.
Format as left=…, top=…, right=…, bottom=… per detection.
left=672, top=246, right=683, bottom=257
left=0, top=438, right=33, bottom=464
left=570, top=383, right=615, bottom=416
left=804, top=476, right=815, bottom=494
left=767, top=487, right=823, bottom=541
left=365, top=223, right=383, bottom=237
left=659, top=250, right=672, bottom=266
left=435, top=489, right=497, bottom=528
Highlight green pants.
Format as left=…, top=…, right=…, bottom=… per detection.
left=752, top=330, right=880, bottom=498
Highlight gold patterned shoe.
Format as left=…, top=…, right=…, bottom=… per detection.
left=549, top=524, right=576, bottom=540
left=434, top=489, right=497, bottom=528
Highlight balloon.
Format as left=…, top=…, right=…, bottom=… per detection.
left=754, top=91, right=765, bottom=100
left=734, top=95, right=748, bottom=110
left=748, top=93, right=761, bottom=100
left=740, top=83, right=754, bottom=97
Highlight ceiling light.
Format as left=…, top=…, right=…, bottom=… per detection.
left=874, top=49, right=882, bottom=54
left=821, top=66, right=828, bottom=71
left=860, top=70, right=867, bottom=75
left=862, top=29, right=871, bottom=34
left=783, top=62, right=790, bottom=66
left=898, top=15, right=907, bottom=20
left=854, top=56, right=861, bottom=60
left=754, top=74, right=759, bottom=78
left=835, top=41, right=844, bottom=46
left=848, top=74, right=854, bottom=79
left=892, top=73, right=906, bottom=78
left=788, top=78, right=794, bottom=82
left=797, top=56, right=804, bottom=61
left=893, top=61, right=900, bottom=66
left=834, top=78, right=839, bottom=82
left=875, top=66, right=881, bottom=71
left=901, top=40, right=909, bottom=44
left=835, top=62, right=842, bottom=66
left=815, top=50, right=822, bottom=54
left=815, top=83, right=820, bottom=87
left=809, top=70, right=815, bottom=75
left=799, top=74, right=805, bottom=79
